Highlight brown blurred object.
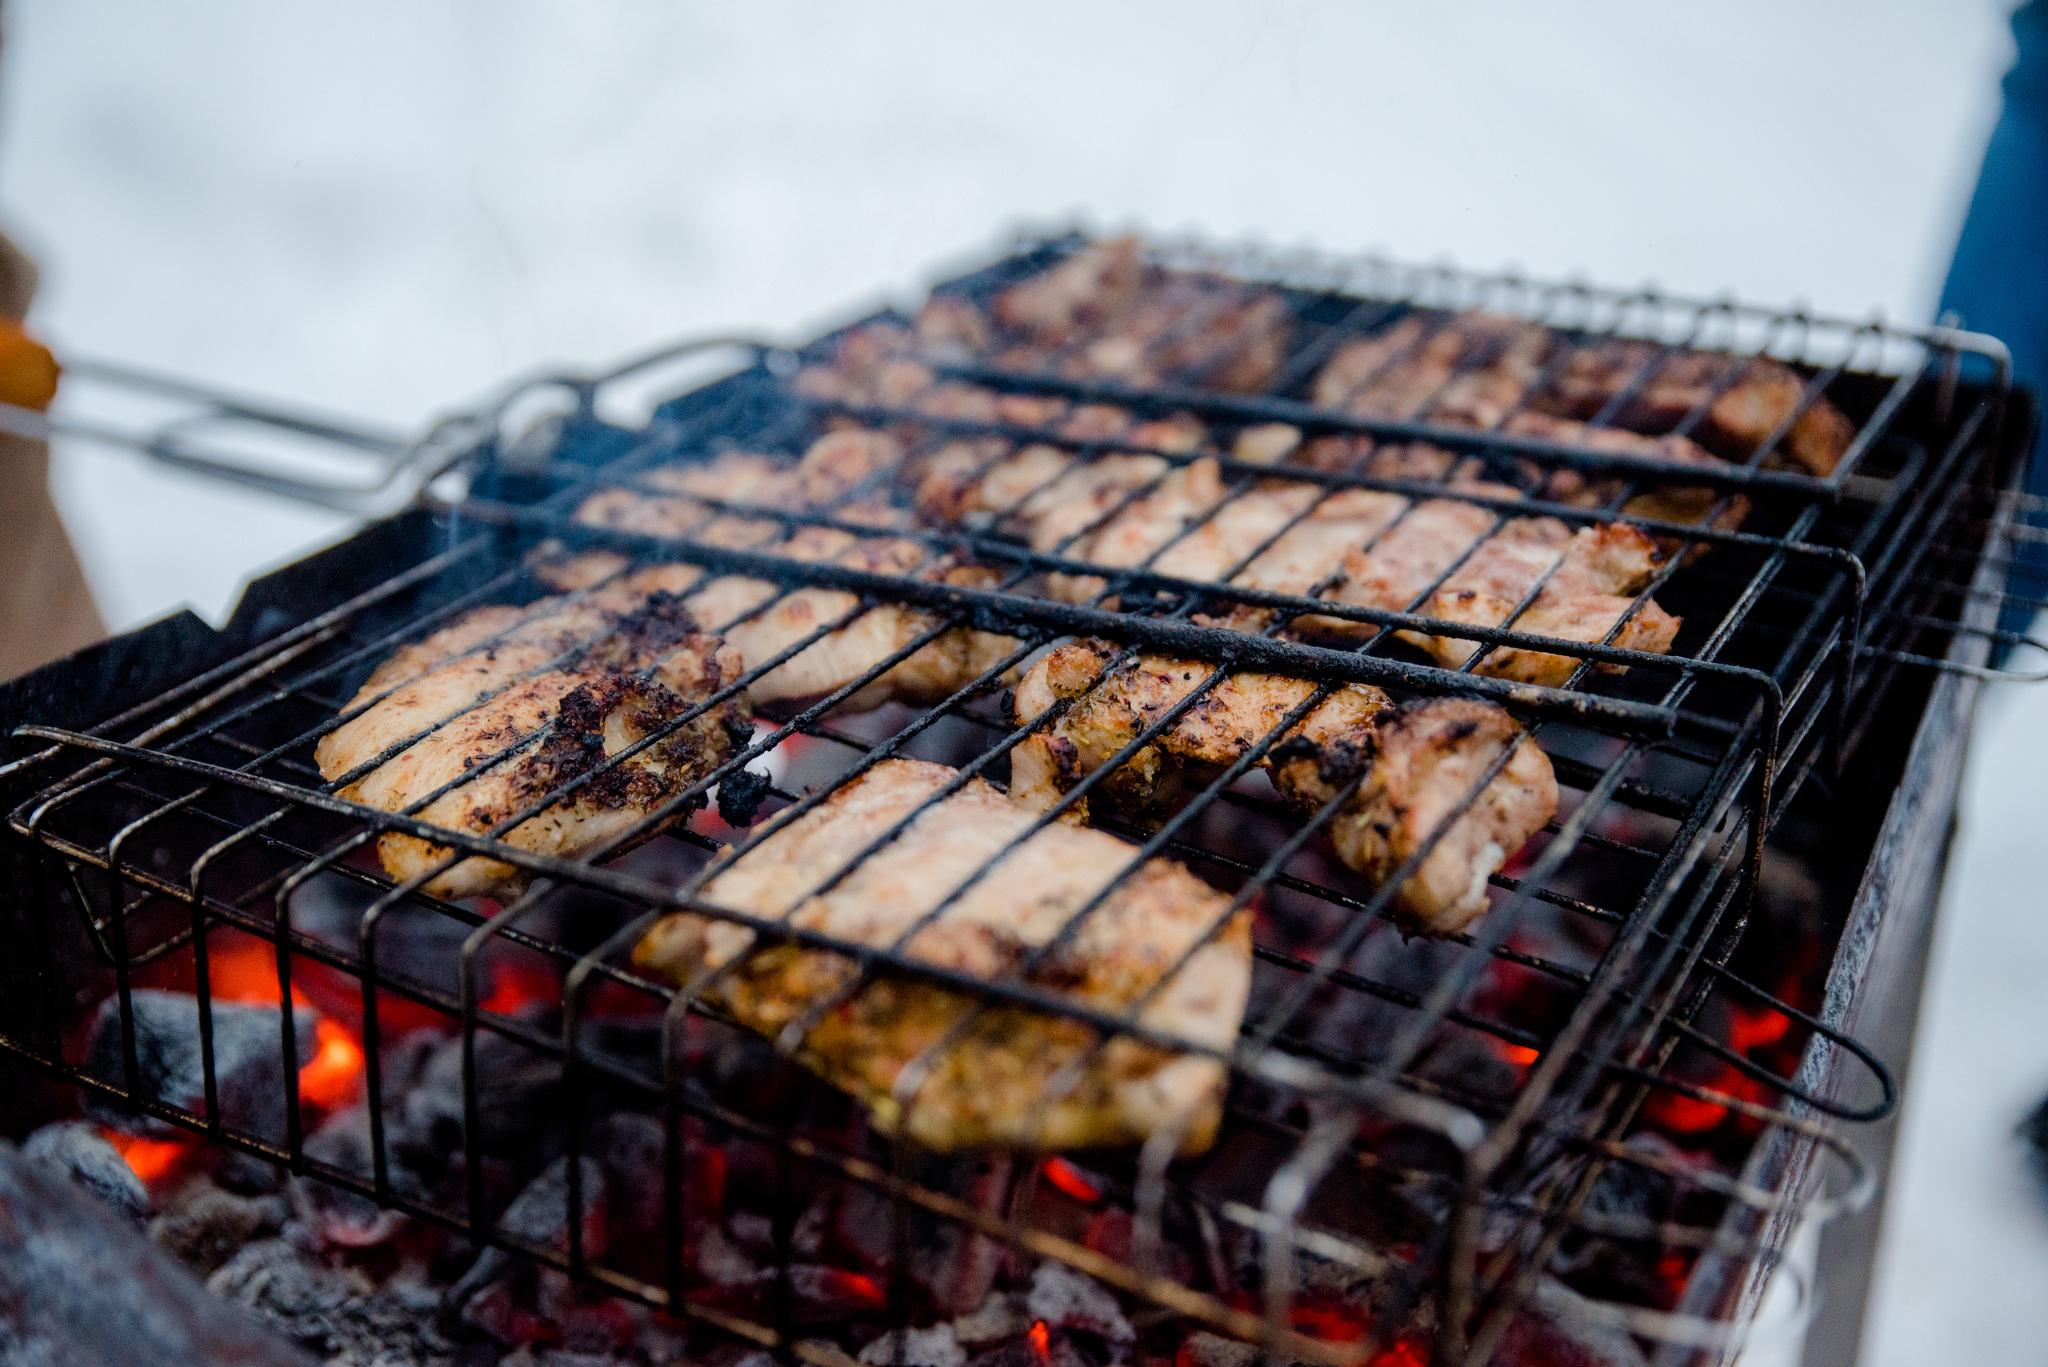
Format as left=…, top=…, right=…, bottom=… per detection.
left=0, top=229, right=104, bottom=681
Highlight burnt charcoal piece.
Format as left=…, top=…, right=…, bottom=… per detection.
left=965, top=1327, right=1091, bottom=1367
left=1548, top=1134, right=1704, bottom=1309
left=149, top=1182, right=291, bottom=1274
left=22, top=1119, right=150, bottom=1220
left=858, top=1323, right=967, bottom=1367
left=291, top=872, right=473, bottom=1002
left=0, top=1142, right=316, bottom=1367
left=80, top=988, right=317, bottom=1144
left=716, top=762, right=773, bottom=826
left=208, top=1238, right=458, bottom=1366
left=1024, top=1262, right=1134, bottom=1344
left=446, top=1153, right=607, bottom=1335
left=291, top=1104, right=424, bottom=1249
left=1176, top=1333, right=1256, bottom=1367
left=403, top=1018, right=565, bottom=1155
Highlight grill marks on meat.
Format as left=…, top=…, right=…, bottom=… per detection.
left=631, top=758, right=1252, bottom=1153
left=1009, top=641, right=1558, bottom=935
left=986, top=238, right=1291, bottom=393
left=1008, top=641, right=1392, bottom=827
left=315, top=592, right=750, bottom=900
left=1500, top=412, right=1751, bottom=546
left=1311, top=313, right=1851, bottom=477
left=1407, top=519, right=1682, bottom=687
left=1326, top=698, right=1558, bottom=932
left=568, top=436, right=1019, bottom=715
left=1313, top=313, right=1557, bottom=427
left=1534, top=342, right=1852, bottom=476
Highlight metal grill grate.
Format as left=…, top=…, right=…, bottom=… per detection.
left=3, top=233, right=2039, bottom=1366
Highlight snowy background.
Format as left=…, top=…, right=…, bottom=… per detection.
left=3, top=3, right=2041, bottom=1361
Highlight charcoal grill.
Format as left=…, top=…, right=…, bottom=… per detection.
left=2, top=231, right=2040, bottom=1367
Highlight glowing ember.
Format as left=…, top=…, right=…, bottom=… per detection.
left=1042, top=1157, right=1101, bottom=1203
left=1027, top=1321, right=1052, bottom=1367
left=1643, top=1088, right=1728, bottom=1135
left=480, top=958, right=560, bottom=1017
left=101, top=1129, right=192, bottom=1185
left=1285, top=1299, right=1370, bottom=1343
left=1492, top=1040, right=1539, bottom=1067
left=835, top=1271, right=886, bottom=1310
left=202, top=934, right=367, bottom=1112
left=204, top=938, right=297, bottom=1008
left=1727, top=1004, right=1791, bottom=1055
left=298, top=1017, right=366, bottom=1109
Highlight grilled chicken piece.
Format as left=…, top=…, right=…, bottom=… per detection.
left=1230, top=487, right=1413, bottom=601
left=994, top=237, right=1150, bottom=349
left=1534, top=343, right=1852, bottom=476
left=571, top=431, right=896, bottom=540
left=803, top=239, right=1289, bottom=401
left=1010, top=642, right=1557, bottom=934
left=912, top=414, right=1205, bottom=533
left=568, top=432, right=1019, bottom=716
left=1062, top=275, right=1291, bottom=394
left=903, top=402, right=1687, bottom=686
left=1410, top=519, right=1681, bottom=686
left=1424, top=321, right=1558, bottom=429
left=925, top=416, right=1684, bottom=684
left=1311, top=315, right=1431, bottom=411
left=1312, top=314, right=1541, bottom=421
left=1501, top=411, right=1749, bottom=544
left=1325, top=698, right=1558, bottom=933
left=316, top=593, right=750, bottom=900
left=1307, top=498, right=1500, bottom=642
left=1009, top=641, right=1393, bottom=826
left=540, top=542, right=1017, bottom=718
left=1047, top=456, right=1235, bottom=601
left=631, top=757, right=1251, bottom=1153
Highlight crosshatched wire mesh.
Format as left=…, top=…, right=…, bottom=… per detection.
left=2, top=233, right=2040, bottom=1367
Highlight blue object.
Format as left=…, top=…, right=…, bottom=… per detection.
left=1938, top=0, right=2048, bottom=658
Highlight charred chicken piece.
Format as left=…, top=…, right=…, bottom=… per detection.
left=1008, top=641, right=1393, bottom=826
left=632, top=757, right=1252, bottom=1153
left=1408, top=518, right=1682, bottom=686
left=316, top=593, right=750, bottom=901
left=1010, top=641, right=1558, bottom=934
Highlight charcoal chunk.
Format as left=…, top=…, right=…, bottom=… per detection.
left=0, top=1141, right=315, bottom=1367
left=23, top=1119, right=150, bottom=1220
left=81, top=988, right=318, bottom=1144
left=1025, top=1262, right=1133, bottom=1343
left=150, top=1183, right=290, bottom=1274
left=859, top=1323, right=966, bottom=1367
left=447, top=1154, right=608, bottom=1327
left=290, top=1104, right=422, bottom=1249
left=209, top=1237, right=457, bottom=1366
